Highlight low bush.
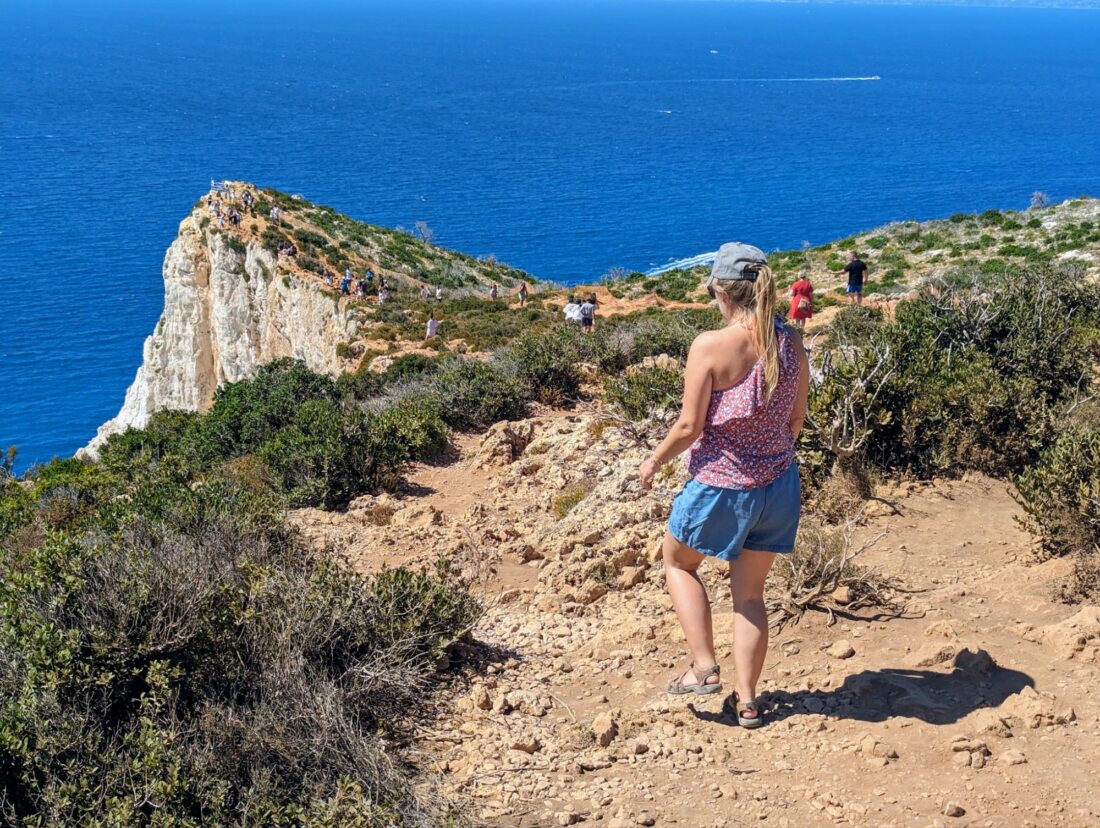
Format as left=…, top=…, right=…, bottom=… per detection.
left=0, top=483, right=477, bottom=825
left=1014, top=428, right=1100, bottom=594
left=603, top=366, right=683, bottom=422
left=505, top=328, right=583, bottom=405
left=428, top=358, right=528, bottom=429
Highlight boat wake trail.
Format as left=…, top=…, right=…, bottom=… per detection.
left=558, top=76, right=881, bottom=92
left=646, top=251, right=718, bottom=276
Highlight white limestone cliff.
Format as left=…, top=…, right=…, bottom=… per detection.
left=83, top=215, right=354, bottom=455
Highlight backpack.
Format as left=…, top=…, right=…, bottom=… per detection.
left=797, top=296, right=812, bottom=313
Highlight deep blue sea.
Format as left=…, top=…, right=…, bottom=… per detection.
left=2, top=0, right=1099, bottom=470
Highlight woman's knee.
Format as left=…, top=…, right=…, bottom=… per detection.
left=663, top=532, right=703, bottom=572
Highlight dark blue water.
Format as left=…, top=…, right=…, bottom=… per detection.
left=2, top=0, right=1099, bottom=470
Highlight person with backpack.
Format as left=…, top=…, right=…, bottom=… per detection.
left=579, top=295, right=597, bottom=332
left=638, top=243, right=809, bottom=729
left=788, top=272, right=814, bottom=329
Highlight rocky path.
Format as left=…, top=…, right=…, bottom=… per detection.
left=292, top=415, right=1100, bottom=828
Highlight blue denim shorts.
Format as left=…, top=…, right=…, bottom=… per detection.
left=668, top=462, right=801, bottom=561
left=847, top=283, right=863, bottom=294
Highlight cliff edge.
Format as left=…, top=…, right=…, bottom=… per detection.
left=84, top=182, right=537, bottom=455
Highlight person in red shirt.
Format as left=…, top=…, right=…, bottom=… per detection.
left=788, top=274, right=814, bottom=329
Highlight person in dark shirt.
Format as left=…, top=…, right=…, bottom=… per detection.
left=835, top=251, right=868, bottom=305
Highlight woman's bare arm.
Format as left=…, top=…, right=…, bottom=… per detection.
left=639, top=336, right=714, bottom=489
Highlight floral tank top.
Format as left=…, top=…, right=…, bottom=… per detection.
left=687, top=320, right=800, bottom=490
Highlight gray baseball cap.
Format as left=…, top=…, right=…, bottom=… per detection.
left=708, top=242, right=767, bottom=285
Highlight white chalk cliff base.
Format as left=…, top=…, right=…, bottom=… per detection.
left=84, top=216, right=353, bottom=455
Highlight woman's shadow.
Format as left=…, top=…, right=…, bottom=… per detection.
left=691, top=648, right=1034, bottom=726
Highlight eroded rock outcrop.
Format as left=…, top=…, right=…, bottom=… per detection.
left=83, top=215, right=354, bottom=454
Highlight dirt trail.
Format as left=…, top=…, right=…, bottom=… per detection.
left=292, top=417, right=1100, bottom=828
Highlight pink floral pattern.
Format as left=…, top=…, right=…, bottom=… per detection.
left=688, top=322, right=800, bottom=490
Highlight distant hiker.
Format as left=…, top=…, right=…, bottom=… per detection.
left=378, top=286, right=388, bottom=306
left=357, top=279, right=368, bottom=297
left=579, top=295, right=597, bottom=332
left=490, top=283, right=499, bottom=301
left=563, top=296, right=581, bottom=325
left=243, top=191, right=254, bottom=211
left=340, top=275, right=351, bottom=295
left=835, top=251, right=867, bottom=305
left=420, top=284, right=430, bottom=300
left=518, top=281, right=529, bottom=306
left=270, top=205, right=281, bottom=223
left=345, top=266, right=353, bottom=282
left=638, top=243, right=809, bottom=729
left=426, top=313, right=442, bottom=339
left=324, top=271, right=333, bottom=287
left=435, top=286, right=443, bottom=301
left=365, top=268, right=374, bottom=283
left=788, top=273, right=814, bottom=330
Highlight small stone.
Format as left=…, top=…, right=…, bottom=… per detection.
left=632, top=740, right=650, bottom=755
left=952, top=751, right=972, bottom=768
left=470, top=685, right=492, bottom=711
left=510, top=735, right=541, bottom=754
left=831, top=585, right=854, bottom=605
left=592, top=712, right=618, bottom=747
left=943, top=802, right=966, bottom=818
left=617, top=566, right=646, bottom=589
left=1000, top=749, right=1028, bottom=766
left=827, top=640, right=856, bottom=659
left=556, top=812, right=582, bottom=826
left=970, top=751, right=986, bottom=770
left=635, top=815, right=656, bottom=827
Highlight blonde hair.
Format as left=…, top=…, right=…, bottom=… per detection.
left=712, top=264, right=780, bottom=400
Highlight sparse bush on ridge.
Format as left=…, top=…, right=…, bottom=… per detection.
left=1014, top=427, right=1100, bottom=601
left=603, top=365, right=683, bottom=422
left=0, top=456, right=478, bottom=826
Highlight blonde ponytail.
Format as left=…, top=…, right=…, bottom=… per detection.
left=751, top=265, right=780, bottom=401
left=712, top=264, right=781, bottom=401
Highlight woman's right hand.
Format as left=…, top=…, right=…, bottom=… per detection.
left=638, top=457, right=659, bottom=491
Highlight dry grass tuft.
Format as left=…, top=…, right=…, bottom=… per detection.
left=767, top=519, right=910, bottom=631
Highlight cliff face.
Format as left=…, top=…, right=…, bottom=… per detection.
left=84, top=214, right=353, bottom=454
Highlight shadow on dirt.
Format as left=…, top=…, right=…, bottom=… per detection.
left=691, top=649, right=1033, bottom=727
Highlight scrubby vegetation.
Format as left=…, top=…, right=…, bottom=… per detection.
left=0, top=444, right=478, bottom=825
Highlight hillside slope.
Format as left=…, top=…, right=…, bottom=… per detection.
left=86, top=187, right=1099, bottom=453
left=85, top=182, right=540, bottom=452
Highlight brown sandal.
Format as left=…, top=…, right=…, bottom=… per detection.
left=666, top=664, right=722, bottom=696
left=724, top=692, right=764, bottom=728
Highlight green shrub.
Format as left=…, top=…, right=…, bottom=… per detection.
left=257, top=398, right=372, bottom=508
left=505, top=329, right=583, bottom=405
left=828, top=305, right=885, bottom=341
left=428, top=359, right=528, bottom=429
left=603, top=366, right=683, bottom=421
left=0, top=494, right=477, bottom=825
left=366, top=395, right=450, bottom=478
left=383, top=353, right=442, bottom=384
left=1015, top=427, right=1100, bottom=560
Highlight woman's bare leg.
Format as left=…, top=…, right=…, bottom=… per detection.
left=662, top=531, right=718, bottom=682
left=728, top=549, right=777, bottom=709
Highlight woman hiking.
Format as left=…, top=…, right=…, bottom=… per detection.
left=788, top=271, right=814, bottom=330
left=638, top=243, right=810, bottom=728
